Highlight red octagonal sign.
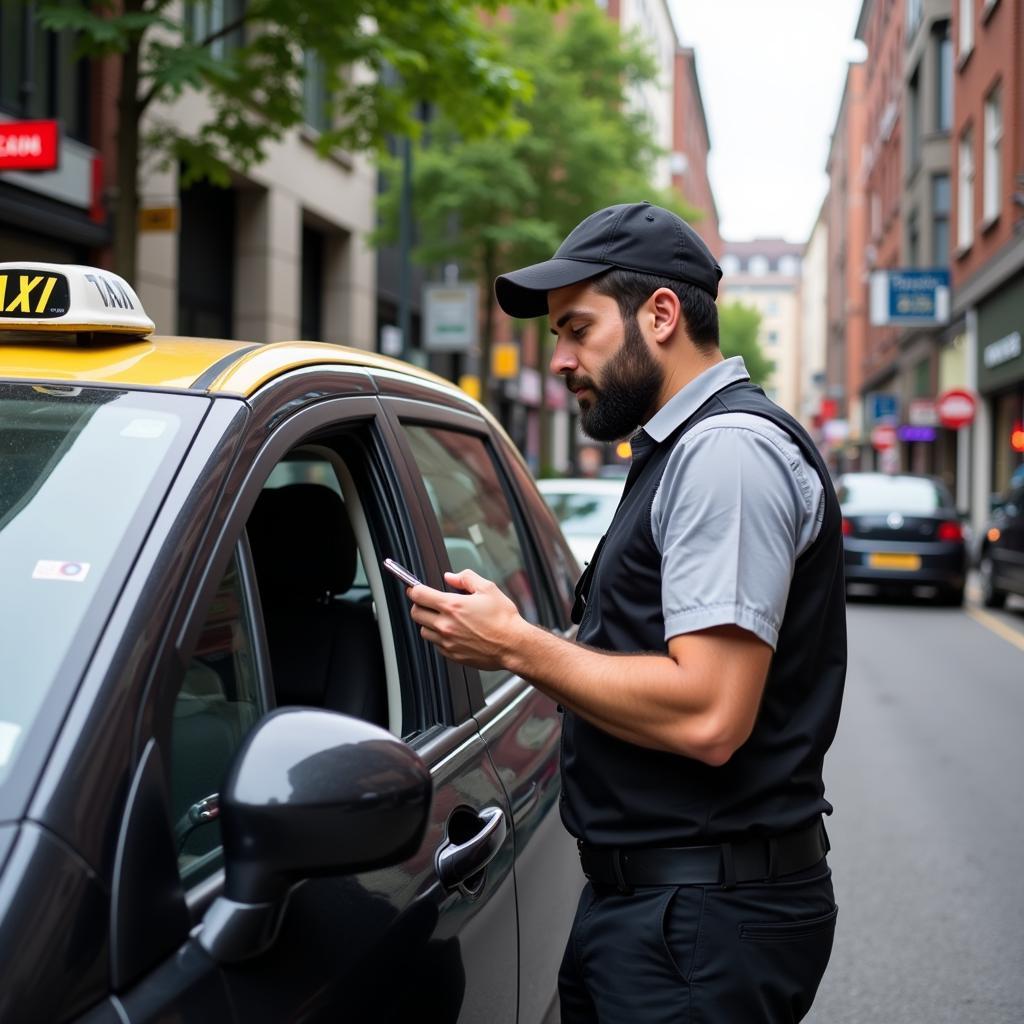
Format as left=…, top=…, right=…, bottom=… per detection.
left=870, top=423, right=898, bottom=450
left=936, top=389, right=976, bottom=429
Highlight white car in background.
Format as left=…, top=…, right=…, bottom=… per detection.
left=537, top=477, right=625, bottom=566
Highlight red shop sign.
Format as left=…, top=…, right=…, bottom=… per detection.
left=0, top=120, right=60, bottom=172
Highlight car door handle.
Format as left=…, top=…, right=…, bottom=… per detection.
left=435, top=806, right=507, bottom=892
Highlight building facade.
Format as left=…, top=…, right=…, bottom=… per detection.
left=672, top=47, right=723, bottom=261
left=800, top=202, right=830, bottom=437
left=824, top=61, right=870, bottom=471
left=896, top=0, right=960, bottom=487
left=137, top=82, right=377, bottom=347
left=858, top=0, right=907, bottom=471
left=0, top=10, right=111, bottom=266
left=951, top=0, right=1024, bottom=526
left=719, top=240, right=804, bottom=417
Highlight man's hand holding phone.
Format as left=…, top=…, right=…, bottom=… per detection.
left=384, top=557, right=525, bottom=672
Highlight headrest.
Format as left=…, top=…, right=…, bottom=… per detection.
left=247, top=483, right=358, bottom=603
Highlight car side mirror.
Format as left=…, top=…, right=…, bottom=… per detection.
left=989, top=493, right=1005, bottom=514
left=199, top=708, right=431, bottom=964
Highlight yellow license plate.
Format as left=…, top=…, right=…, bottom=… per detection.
left=868, top=553, right=921, bottom=571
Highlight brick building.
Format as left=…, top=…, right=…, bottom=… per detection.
left=824, top=61, right=869, bottom=470
left=951, top=0, right=1024, bottom=524
left=858, top=0, right=907, bottom=469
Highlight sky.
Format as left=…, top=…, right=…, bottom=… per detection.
left=669, top=0, right=866, bottom=244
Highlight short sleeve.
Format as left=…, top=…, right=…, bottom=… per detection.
left=651, top=420, right=813, bottom=649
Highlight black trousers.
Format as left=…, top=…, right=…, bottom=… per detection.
left=558, top=860, right=837, bottom=1023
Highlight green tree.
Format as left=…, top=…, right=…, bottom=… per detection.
left=376, top=5, right=702, bottom=423
left=39, top=0, right=545, bottom=283
left=717, top=301, right=774, bottom=386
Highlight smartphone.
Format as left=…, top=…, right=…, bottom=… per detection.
left=382, top=557, right=422, bottom=588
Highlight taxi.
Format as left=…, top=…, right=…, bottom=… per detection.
left=0, top=263, right=582, bottom=1023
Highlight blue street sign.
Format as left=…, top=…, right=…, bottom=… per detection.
left=869, top=269, right=951, bottom=326
left=866, top=392, right=899, bottom=425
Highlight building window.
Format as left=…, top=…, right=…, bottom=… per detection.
left=301, top=224, right=325, bottom=341
left=983, top=85, right=1002, bottom=223
left=748, top=255, right=769, bottom=276
left=931, top=173, right=951, bottom=266
left=958, top=0, right=973, bottom=58
left=907, top=210, right=920, bottom=267
left=935, top=22, right=953, bottom=132
left=0, top=6, right=90, bottom=143
left=185, top=0, right=246, bottom=59
left=778, top=255, right=800, bottom=277
left=766, top=330, right=779, bottom=345
left=957, top=129, right=974, bottom=250
left=720, top=254, right=741, bottom=276
left=906, top=0, right=923, bottom=36
left=914, top=358, right=930, bottom=397
left=303, top=51, right=331, bottom=132
left=908, top=70, right=921, bottom=174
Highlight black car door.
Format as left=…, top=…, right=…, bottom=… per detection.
left=111, top=376, right=518, bottom=1023
left=382, top=392, right=584, bottom=1024
left=997, top=484, right=1024, bottom=591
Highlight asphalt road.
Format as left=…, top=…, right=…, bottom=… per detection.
left=807, top=588, right=1024, bottom=1024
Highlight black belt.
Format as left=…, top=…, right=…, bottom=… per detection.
left=578, top=820, right=829, bottom=893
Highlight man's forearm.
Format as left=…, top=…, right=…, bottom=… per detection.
left=503, top=623, right=724, bottom=761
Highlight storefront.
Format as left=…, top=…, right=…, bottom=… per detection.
left=976, top=271, right=1024, bottom=496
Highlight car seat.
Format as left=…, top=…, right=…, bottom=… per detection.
left=246, top=483, right=388, bottom=728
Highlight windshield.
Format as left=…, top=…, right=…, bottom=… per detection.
left=838, top=475, right=952, bottom=515
left=541, top=489, right=622, bottom=536
left=0, top=383, right=206, bottom=787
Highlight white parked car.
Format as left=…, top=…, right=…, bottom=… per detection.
left=537, top=477, right=626, bottom=566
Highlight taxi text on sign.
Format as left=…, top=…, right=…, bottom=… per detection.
left=0, top=120, right=60, bottom=171
left=0, top=271, right=70, bottom=317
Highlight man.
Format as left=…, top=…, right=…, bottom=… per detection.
left=407, top=202, right=846, bottom=1023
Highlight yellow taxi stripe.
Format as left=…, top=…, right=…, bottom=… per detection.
left=966, top=607, right=1024, bottom=655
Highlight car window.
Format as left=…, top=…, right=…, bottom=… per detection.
left=171, top=549, right=262, bottom=885
left=401, top=424, right=540, bottom=695
left=837, top=475, right=951, bottom=514
left=246, top=449, right=398, bottom=733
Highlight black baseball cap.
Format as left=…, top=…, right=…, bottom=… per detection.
left=494, top=201, right=722, bottom=319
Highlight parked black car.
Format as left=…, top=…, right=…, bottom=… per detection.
left=0, top=262, right=583, bottom=1023
left=837, top=472, right=968, bottom=605
left=978, top=478, right=1024, bottom=608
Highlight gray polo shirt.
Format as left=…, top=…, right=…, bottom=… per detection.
left=647, top=357, right=824, bottom=650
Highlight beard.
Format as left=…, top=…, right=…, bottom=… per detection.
left=568, top=314, right=664, bottom=442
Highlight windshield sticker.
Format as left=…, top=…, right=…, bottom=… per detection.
left=32, top=560, right=91, bottom=583
left=0, top=722, right=21, bottom=767
left=120, top=418, right=169, bottom=440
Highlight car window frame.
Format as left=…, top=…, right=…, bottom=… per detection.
left=146, top=378, right=473, bottom=917
left=381, top=394, right=567, bottom=714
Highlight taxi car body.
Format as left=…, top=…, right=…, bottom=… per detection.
left=837, top=471, right=967, bottom=605
left=0, top=263, right=582, bottom=1023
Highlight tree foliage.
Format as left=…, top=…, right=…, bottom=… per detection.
left=39, top=0, right=550, bottom=280
left=717, top=301, right=774, bottom=386
left=376, top=4, right=704, bottom=405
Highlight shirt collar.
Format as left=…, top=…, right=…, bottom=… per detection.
left=642, top=357, right=751, bottom=443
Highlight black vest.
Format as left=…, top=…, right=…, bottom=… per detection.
left=562, top=380, right=847, bottom=846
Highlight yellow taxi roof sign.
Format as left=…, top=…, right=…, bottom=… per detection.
left=0, top=263, right=154, bottom=336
